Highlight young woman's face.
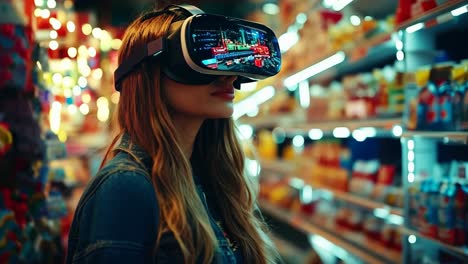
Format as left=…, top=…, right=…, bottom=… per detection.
left=162, top=75, right=237, bottom=119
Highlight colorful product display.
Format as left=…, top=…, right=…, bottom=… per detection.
left=395, top=0, right=450, bottom=25
left=408, top=161, right=468, bottom=247
left=0, top=1, right=82, bottom=262
left=254, top=65, right=404, bottom=122
left=254, top=131, right=404, bottom=209
left=259, top=172, right=403, bottom=253
left=405, top=60, right=468, bottom=131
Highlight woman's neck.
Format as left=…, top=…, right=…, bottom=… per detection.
left=170, top=114, right=204, bottom=159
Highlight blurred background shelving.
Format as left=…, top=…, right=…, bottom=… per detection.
left=236, top=0, right=468, bottom=264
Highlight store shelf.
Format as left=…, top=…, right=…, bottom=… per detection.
left=284, top=117, right=402, bottom=135
left=395, top=0, right=468, bottom=31
left=242, top=114, right=402, bottom=135
left=320, top=187, right=404, bottom=217
left=402, top=131, right=468, bottom=142
left=400, top=227, right=468, bottom=261
left=260, top=159, right=296, bottom=175
left=259, top=199, right=402, bottom=264
left=277, top=0, right=467, bottom=86
left=269, top=233, right=309, bottom=263
left=260, top=160, right=404, bottom=217
left=337, top=37, right=396, bottom=77
left=303, top=32, right=395, bottom=82
left=239, top=111, right=306, bottom=128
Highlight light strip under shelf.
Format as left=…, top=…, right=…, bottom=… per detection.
left=233, top=86, right=275, bottom=120
left=451, top=4, right=468, bottom=16
left=283, top=51, right=346, bottom=88
left=332, top=0, right=354, bottom=11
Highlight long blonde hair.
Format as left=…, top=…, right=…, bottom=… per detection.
left=102, top=8, right=278, bottom=264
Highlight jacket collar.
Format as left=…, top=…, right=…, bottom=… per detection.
left=116, top=133, right=153, bottom=172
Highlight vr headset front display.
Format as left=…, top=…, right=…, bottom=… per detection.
left=114, top=5, right=282, bottom=91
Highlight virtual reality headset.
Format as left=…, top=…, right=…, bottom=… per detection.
left=114, top=4, right=282, bottom=91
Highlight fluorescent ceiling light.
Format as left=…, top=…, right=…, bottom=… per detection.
left=246, top=107, right=259, bottom=117
left=298, top=81, right=310, bottom=108
left=301, top=185, right=313, bottom=203
left=388, top=214, right=404, bottom=225
left=308, top=129, right=323, bottom=140
left=240, top=82, right=257, bottom=92
left=360, top=127, right=377, bottom=137
left=308, top=235, right=350, bottom=260
left=352, top=129, right=366, bottom=142
left=350, top=15, right=361, bottom=26
left=290, top=177, right=305, bottom=189
left=246, top=159, right=260, bottom=177
left=395, top=39, right=403, bottom=50
left=283, top=51, right=346, bottom=88
left=451, top=4, right=468, bottom=16
left=237, top=124, right=254, bottom=140
left=373, top=208, right=390, bottom=219
left=405, top=22, right=424, bottom=33
left=262, top=3, right=280, bottom=15
left=292, top=135, right=305, bottom=147
left=407, top=140, right=414, bottom=150
left=333, top=127, right=350, bottom=138
left=233, top=86, right=275, bottom=119
left=296, top=13, right=308, bottom=24
left=322, top=0, right=335, bottom=8
left=408, top=172, right=415, bottom=183
left=392, top=125, right=403, bottom=137
left=332, top=0, right=354, bottom=11
left=278, top=31, right=299, bottom=53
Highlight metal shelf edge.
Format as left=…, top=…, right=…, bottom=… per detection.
left=259, top=200, right=402, bottom=264
left=400, top=227, right=468, bottom=259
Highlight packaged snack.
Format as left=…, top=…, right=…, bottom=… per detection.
left=461, top=61, right=468, bottom=130
left=430, top=64, right=454, bottom=130
left=438, top=81, right=453, bottom=130
left=392, top=226, right=403, bottom=251
left=381, top=222, right=394, bottom=247
left=0, top=11, right=34, bottom=93
left=372, top=165, right=396, bottom=203
left=438, top=178, right=456, bottom=244
left=426, top=173, right=442, bottom=238
left=363, top=214, right=381, bottom=240
left=451, top=64, right=466, bottom=130
left=408, top=182, right=420, bottom=229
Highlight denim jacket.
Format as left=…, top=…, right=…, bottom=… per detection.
left=66, top=134, right=240, bottom=263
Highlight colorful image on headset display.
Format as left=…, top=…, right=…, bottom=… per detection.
left=190, top=25, right=281, bottom=76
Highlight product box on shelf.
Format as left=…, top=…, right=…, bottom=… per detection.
left=349, top=160, right=380, bottom=198
left=301, top=141, right=350, bottom=192
left=437, top=174, right=466, bottom=246
left=396, top=0, right=446, bottom=25
left=381, top=221, right=403, bottom=251
left=405, top=60, right=468, bottom=131
left=410, top=161, right=468, bottom=246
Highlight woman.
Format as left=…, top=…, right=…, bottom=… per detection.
left=66, top=4, right=280, bottom=264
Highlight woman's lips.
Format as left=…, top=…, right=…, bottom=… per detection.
left=211, top=88, right=235, bottom=100
left=211, top=92, right=235, bottom=100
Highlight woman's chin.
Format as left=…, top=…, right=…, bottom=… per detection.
left=206, top=108, right=234, bottom=119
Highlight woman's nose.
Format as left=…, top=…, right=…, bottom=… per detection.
left=217, top=75, right=238, bottom=83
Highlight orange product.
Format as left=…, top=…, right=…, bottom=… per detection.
left=256, top=130, right=277, bottom=160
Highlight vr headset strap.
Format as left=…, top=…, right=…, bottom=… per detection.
left=114, top=38, right=163, bottom=86
left=114, top=4, right=204, bottom=91
left=165, top=4, right=204, bottom=16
